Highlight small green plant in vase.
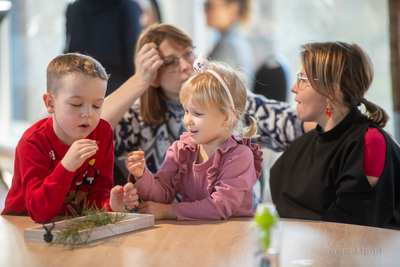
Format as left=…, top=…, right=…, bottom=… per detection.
left=251, top=203, right=281, bottom=267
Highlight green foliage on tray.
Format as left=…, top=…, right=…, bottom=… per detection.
left=51, top=205, right=128, bottom=246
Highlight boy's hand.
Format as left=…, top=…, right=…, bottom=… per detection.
left=125, top=151, right=146, bottom=178
left=61, top=139, right=99, bottom=172
left=110, top=182, right=139, bottom=212
left=138, top=201, right=177, bottom=220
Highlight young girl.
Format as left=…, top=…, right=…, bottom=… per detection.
left=125, top=54, right=263, bottom=220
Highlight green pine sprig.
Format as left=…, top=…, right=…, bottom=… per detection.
left=51, top=204, right=128, bottom=246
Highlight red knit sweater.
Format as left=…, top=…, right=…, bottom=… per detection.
left=2, top=117, right=114, bottom=222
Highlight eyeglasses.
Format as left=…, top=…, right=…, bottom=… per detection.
left=296, top=71, right=318, bottom=90
left=162, top=49, right=196, bottom=73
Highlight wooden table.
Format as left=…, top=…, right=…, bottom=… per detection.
left=1, top=215, right=400, bottom=267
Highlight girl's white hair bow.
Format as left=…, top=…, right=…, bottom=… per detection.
left=192, top=53, right=235, bottom=109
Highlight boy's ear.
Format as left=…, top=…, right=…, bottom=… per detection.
left=43, top=93, right=55, bottom=114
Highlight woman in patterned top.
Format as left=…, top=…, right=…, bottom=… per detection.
left=101, top=23, right=313, bottom=205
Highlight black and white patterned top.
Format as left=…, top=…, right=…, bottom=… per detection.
left=114, top=91, right=304, bottom=205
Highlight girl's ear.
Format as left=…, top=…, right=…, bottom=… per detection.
left=223, top=109, right=237, bottom=126
left=43, top=93, right=55, bottom=114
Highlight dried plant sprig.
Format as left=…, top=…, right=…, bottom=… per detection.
left=51, top=203, right=128, bottom=246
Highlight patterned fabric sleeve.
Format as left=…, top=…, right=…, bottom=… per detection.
left=113, top=100, right=186, bottom=174
left=114, top=102, right=142, bottom=157
left=246, top=91, right=304, bottom=151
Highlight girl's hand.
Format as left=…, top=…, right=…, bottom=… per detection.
left=61, top=139, right=99, bottom=172
left=138, top=201, right=177, bottom=220
left=135, top=43, right=163, bottom=84
left=110, top=182, right=139, bottom=212
left=125, top=151, right=146, bottom=178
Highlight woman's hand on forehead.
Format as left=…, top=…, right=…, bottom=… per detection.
left=135, top=43, right=163, bottom=84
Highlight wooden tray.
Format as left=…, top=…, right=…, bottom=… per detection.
left=24, top=213, right=154, bottom=244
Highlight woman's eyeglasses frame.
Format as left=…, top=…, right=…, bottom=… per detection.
left=162, top=48, right=196, bottom=73
left=296, top=71, right=318, bottom=90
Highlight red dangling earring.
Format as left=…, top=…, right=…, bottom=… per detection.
left=325, top=103, right=332, bottom=118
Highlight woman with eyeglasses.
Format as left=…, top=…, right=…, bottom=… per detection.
left=270, top=41, right=400, bottom=228
left=204, top=0, right=254, bottom=74
left=101, top=23, right=311, bottom=205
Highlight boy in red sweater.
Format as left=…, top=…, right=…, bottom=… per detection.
left=1, top=53, right=138, bottom=222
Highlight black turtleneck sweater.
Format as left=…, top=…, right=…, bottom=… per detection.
left=270, top=108, right=400, bottom=228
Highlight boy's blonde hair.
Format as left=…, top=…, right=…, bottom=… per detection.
left=180, top=60, right=258, bottom=138
left=46, top=53, right=108, bottom=95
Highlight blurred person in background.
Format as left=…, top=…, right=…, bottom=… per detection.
left=205, top=0, right=255, bottom=75
left=65, top=0, right=142, bottom=96
left=135, top=0, right=162, bottom=28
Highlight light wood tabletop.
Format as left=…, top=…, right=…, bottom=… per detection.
left=1, top=214, right=400, bottom=267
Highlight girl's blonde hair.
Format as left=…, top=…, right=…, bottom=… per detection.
left=180, top=60, right=258, bottom=138
left=301, top=41, right=389, bottom=127
left=135, top=23, right=193, bottom=126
